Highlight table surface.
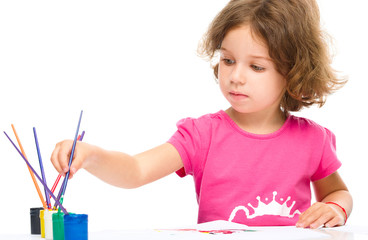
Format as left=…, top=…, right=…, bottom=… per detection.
left=0, top=224, right=367, bottom=240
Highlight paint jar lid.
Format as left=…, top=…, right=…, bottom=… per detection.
left=30, top=207, right=44, bottom=215
left=43, top=210, right=57, bottom=220
left=64, top=214, right=88, bottom=224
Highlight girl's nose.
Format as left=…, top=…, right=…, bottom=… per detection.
left=230, top=65, right=246, bottom=85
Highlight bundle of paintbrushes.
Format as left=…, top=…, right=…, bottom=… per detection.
left=4, top=110, right=88, bottom=240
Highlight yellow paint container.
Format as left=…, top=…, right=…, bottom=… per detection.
left=40, top=209, right=45, bottom=238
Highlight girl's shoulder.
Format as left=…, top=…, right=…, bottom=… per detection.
left=174, top=111, right=228, bottom=138
left=288, top=115, right=335, bottom=139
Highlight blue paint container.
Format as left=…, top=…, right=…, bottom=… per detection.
left=64, top=214, right=88, bottom=240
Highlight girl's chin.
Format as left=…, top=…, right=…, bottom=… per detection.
left=227, top=105, right=253, bottom=114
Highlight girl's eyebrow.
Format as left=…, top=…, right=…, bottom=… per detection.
left=220, top=47, right=272, bottom=62
left=220, top=47, right=230, bottom=52
left=249, top=55, right=273, bottom=62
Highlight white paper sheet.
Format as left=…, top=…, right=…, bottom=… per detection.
left=90, top=220, right=331, bottom=240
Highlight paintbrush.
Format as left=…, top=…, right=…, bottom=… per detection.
left=11, top=124, right=47, bottom=209
left=33, top=127, right=51, bottom=209
left=4, top=131, right=68, bottom=214
left=55, top=110, right=83, bottom=210
left=50, top=131, right=85, bottom=201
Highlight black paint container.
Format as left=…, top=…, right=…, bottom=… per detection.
left=30, top=207, right=43, bottom=234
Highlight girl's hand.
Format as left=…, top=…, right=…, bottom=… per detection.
left=50, top=140, right=92, bottom=179
left=296, top=202, right=345, bottom=229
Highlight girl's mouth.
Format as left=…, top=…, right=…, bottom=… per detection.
left=229, top=91, right=249, bottom=101
left=230, top=91, right=248, bottom=97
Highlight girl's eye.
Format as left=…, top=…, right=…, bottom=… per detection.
left=222, top=58, right=235, bottom=65
left=251, top=65, right=265, bottom=71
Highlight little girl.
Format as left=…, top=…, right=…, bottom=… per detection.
left=51, top=0, right=352, bottom=229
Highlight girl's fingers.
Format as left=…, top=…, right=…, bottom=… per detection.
left=58, top=140, right=74, bottom=173
left=309, top=212, right=333, bottom=229
left=65, top=142, right=86, bottom=178
left=297, top=202, right=345, bottom=229
left=325, top=216, right=343, bottom=228
left=70, top=147, right=82, bottom=176
left=324, top=204, right=345, bottom=227
left=297, top=203, right=334, bottom=228
left=297, top=203, right=322, bottom=227
left=51, top=140, right=73, bottom=175
left=50, top=143, right=63, bottom=174
left=51, top=140, right=87, bottom=178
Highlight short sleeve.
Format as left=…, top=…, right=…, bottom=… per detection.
left=167, top=117, right=203, bottom=178
left=311, top=128, right=342, bottom=181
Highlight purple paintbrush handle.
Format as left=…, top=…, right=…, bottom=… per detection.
left=4, top=131, right=68, bottom=214
left=33, top=127, right=51, bottom=209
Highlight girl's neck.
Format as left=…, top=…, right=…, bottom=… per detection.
left=225, top=107, right=287, bottom=134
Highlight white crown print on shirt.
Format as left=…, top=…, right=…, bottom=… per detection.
left=228, top=191, right=301, bottom=221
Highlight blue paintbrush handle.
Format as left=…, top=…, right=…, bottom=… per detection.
left=57, top=110, right=83, bottom=203
left=53, top=129, right=85, bottom=209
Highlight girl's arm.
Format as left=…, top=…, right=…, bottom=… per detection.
left=296, top=171, right=353, bottom=229
left=51, top=141, right=183, bottom=189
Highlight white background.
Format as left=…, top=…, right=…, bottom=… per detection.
left=0, top=0, right=367, bottom=234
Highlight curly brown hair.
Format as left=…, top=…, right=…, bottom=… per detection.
left=198, top=0, right=347, bottom=112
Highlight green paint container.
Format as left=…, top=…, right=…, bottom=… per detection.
left=52, top=212, right=65, bottom=240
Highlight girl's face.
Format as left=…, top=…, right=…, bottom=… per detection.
left=218, top=25, right=286, bottom=115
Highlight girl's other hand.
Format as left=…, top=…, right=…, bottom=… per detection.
left=296, top=202, right=345, bottom=229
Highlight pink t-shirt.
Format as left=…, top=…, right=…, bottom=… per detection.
left=168, top=111, right=341, bottom=226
